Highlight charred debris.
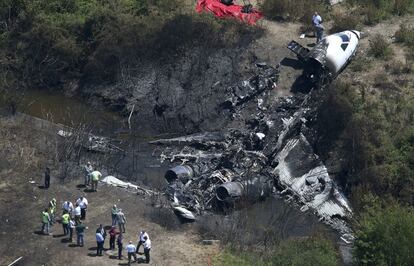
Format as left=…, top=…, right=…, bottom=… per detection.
left=151, top=63, right=353, bottom=241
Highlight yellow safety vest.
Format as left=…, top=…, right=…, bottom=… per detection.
left=62, top=213, right=70, bottom=224
left=42, top=211, right=50, bottom=223
left=92, top=171, right=100, bottom=181
left=49, top=200, right=56, bottom=214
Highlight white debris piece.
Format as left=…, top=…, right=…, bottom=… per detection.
left=173, top=206, right=196, bottom=221
left=256, top=132, right=265, bottom=140
left=101, top=176, right=138, bottom=190
left=274, top=134, right=353, bottom=236
left=57, top=129, right=73, bottom=137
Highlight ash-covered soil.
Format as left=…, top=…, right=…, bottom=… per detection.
left=0, top=115, right=218, bottom=266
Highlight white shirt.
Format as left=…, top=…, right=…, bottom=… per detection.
left=139, top=231, right=149, bottom=242
left=75, top=206, right=81, bottom=216
left=126, top=244, right=136, bottom=253
left=76, top=198, right=88, bottom=209
left=143, top=239, right=151, bottom=249
left=70, top=220, right=76, bottom=229
left=62, top=201, right=74, bottom=212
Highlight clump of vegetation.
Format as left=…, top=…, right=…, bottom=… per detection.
left=368, top=34, right=393, bottom=59
left=385, top=59, right=413, bottom=74
left=260, top=0, right=328, bottom=22
left=349, top=55, right=372, bottom=72
left=354, top=200, right=414, bottom=266
left=348, top=0, right=414, bottom=25
left=0, top=0, right=258, bottom=89
left=213, top=236, right=339, bottom=266
left=395, top=24, right=414, bottom=47
left=316, top=79, right=414, bottom=206
left=330, top=11, right=361, bottom=33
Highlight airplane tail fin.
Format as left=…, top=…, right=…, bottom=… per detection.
left=287, top=40, right=310, bottom=61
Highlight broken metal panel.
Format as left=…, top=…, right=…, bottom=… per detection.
left=151, top=63, right=354, bottom=242
left=274, top=134, right=352, bottom=235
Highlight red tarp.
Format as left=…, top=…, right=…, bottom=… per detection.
left=196, top=0, right=263, bottom=25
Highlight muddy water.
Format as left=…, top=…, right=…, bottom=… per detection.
left=1, top=89, right=123, bottom=134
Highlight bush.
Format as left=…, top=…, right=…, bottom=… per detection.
left=349, top=55, right=372, bottom=72
left=330, top=12, right=361, bottom=33
left=368, top=34, right=393, bottom=59
left=0, top=0, right=259, bottom=87
left=260, top=0, right=328, bottom=23
left=349, top=0, right=414, bottom=25
left=393, top=0, right=414, bottom=16
left=385, top=59, right=413, bottom=74
left=213, top=236, right=339, bottom=266
left=395, top=24, right=414, bottom=47
left=354, top=204, right=414, bottom=265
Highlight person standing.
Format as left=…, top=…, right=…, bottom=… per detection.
left=116, top=209, right=127, bottom=233
left=44, top=167, right=50, bottom=189
left=117, top=232, right=124, bottom=260
left=312, top=12, right=324, bottom=43
left=62, top=201, right=74, bottom=215
left=96, top=224, right=107, bottom=246
left=111, top=204, right=118, bottom=226
left=69, top=219, right=76, bottom=242
left=96, top=230, right=104, bottom=256
left=90, top=169, right=102, bottom=192
left=126, top=241, right=137, bottom=265
left=84, top=162, right=93, bottom=186
left=41, top=208, right=51, bottom=235
left=74, top=204, right=81, bottom=223
left=143, top=236, right=151, bottom=264
left=48, top=198, right=57, bottom=224
left=61, top=211, right=70, bottom=236
left=76, top=196, right=88, bottom=220
left=76, top=221, right=87, bottom=247
left=109, top=226, right=118, bottom=250
left=136, top=230, right=149, bottom=254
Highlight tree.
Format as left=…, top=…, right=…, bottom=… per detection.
left=354, top=204, right=414, bottom=265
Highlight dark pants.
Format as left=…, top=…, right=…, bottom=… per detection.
left=77, top=233, right=84, bottom=246
left=69, top=227, right=73, bottom=241
left=128, top=252, right=137, bottom=264
left=118, top=243, right=123, bottom=259
left=97, top=241, right=104, bottom=256
left=110, top=236, right=115, bottom=250
left=144, top=248, right=150, bottom=263
left=45, top=176, right=50, bottom=188
left=136, top=240, right=144, bottom=253
left=112, top=214, right=117, bottom=226
left=63, top=223, right=69, bottom=235
left=42, top=222, right=50, bottom=234
left=315, top=26, right=324, bottom=43
left=91, top=180, right=98, bottom=191
left=118, top=223, right=125, bottom=233
left=81, top=208, right=86, bottom=220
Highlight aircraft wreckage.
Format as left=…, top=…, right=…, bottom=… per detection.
left=288, top=30, right=360, bottom=88
left=151, top=33, right=359, bottom=242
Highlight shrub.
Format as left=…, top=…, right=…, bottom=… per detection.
left=330, top=12, right=361, bottom=33
left=213, top=236, right=339, bottom=266
left=368, top=34, right=393, bottom=59
left=354, top=204, right=414, bottom=266
left=393, top=0, right=414, bottom=16
left=385, top=59, right=413, bottom=75
left=395, top=24, right=414, bottom=47
left=349, top=55, right=372, bottom=72
left=349, top=0, right=414, bottom=25
left=260, top=0, right=328, bottom=23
